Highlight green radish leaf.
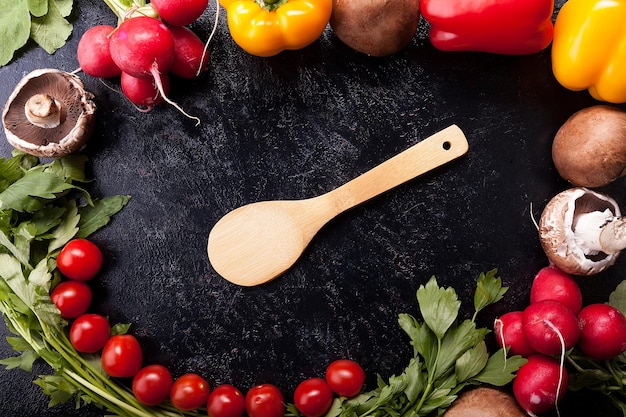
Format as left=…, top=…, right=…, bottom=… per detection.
left=416, top=276, right=460, bottom=339
left=28, top=0, right=48, bottom=17
left=609, top=279, right=626, bottom=316
left=30, top=0, right=72, bottom=54
left=53, top=0, right=73, bottom=17
left=0, top=0, right=31, bottom=67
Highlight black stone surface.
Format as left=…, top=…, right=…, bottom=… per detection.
left=0, top=1, right=624, bottom=416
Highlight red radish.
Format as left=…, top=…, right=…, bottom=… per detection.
left=109, top=16, right=175, bottom=80
left=577, top=303, right=626, bottom=360
left=494, top=311, right=537, bottom=357
left=77, top=25, right=121, bottom=78
left=513, top=354, right=568, bottom=416
left=169, top=26, right=209, bottom=79
left=151, top=0, right=209, bottom=26
left=109, top=16, right=199, bottom=123
left=523, top=300, right=580, bottom=355
left=120, top=71, right=170, bottom=109
left=530, top=265, right=582, bottom=314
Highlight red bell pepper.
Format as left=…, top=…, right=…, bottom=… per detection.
left=420, top=0, right=555, bottom=55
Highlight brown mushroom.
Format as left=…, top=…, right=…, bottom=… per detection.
left=443, top=387, right=526, bottom=417
left=539, top=187, right=626, bottom=275
left=552, top=105, right=626, bottom=187
left=2, top=68, right=96, bottom=158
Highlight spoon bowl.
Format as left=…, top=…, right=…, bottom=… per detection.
left=208, top=125, right=469, bottom=286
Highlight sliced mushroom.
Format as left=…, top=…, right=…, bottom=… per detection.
left=539, top=187, right=626, bottom=275
left=443, top=387, right=526, bottom=417
left=2, top=68, right=96, bottom=158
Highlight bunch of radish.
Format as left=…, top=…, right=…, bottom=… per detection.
left=494, top=265, right=626, bottom=416
left=77, top=0, right=215, bottom=123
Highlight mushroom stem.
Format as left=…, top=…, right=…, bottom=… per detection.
left=574, top=210, right=626, bottom=255
left=599, top=217, right=626, bottom=254
left=24, top=93, right=67, bottom=128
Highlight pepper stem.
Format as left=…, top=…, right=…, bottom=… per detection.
left=255, top=0, right=288, bottom=12
left=24, top=93, right=67, bottom=128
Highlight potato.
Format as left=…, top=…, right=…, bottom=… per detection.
left=330, top=0, right=420, bottom=57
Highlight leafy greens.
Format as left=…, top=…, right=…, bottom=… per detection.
left=289, top=270, right=526, bottom=417
left=0, top=0, right=74, bottom=67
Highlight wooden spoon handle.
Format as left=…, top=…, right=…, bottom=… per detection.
left=326, top=125, right=468, bottom=214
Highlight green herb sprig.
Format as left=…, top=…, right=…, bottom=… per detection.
left=308, top=270, right=526, bottom=417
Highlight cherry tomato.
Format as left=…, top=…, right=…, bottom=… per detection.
left=325, top=359, right=365, bottom=398
left=245, top=384, right=284, bottom=417
left=207, top=384, right=246, bottom=417
left=293, top=378, right=333, bottom=417
left=101, top=334, right=143, bottom=378
left=170, top=373, right=211, bottom=411
left=132, top=364, right=173, bottom=406
left=50, top=280, right=92, bottom=319
left=57, top=238, right=103, bottom=281
left=69, top=314, right=110, bottom=353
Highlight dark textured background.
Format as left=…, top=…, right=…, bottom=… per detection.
left=1, top=1, right=625, bottom=416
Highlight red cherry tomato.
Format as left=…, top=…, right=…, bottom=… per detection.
left=50, top=280, right=92, bottom=319
left=207, top=384, right=246, bottom=417
left=293, top=378, right=334, bottom=417
left=170, top=373, right=211, bottom=411
left=69, top=314, right=110, bottom=353
left=325, top=359, right=365, bottom=398
left=57, top=238, right=103, bottom=281
left=245, top=384, right=285, bottom=417
left=132, top=364, right=173, bottom=406
left=101, top=334, right=143, bottom=378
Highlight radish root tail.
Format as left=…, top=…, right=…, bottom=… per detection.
left=150, top=62, right=201, bottom=126
left=543, top=318, right=566, bottom=417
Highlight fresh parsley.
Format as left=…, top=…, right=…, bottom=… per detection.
left=0, top=0, right=74, bottom=67
left=302, top=270, right=526, bottom=417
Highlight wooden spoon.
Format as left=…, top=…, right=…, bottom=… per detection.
left=208, top=125, right=469, bottom=286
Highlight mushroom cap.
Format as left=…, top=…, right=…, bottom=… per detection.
left=539, top=187, right=621, bottom=275
left=443, top=387, right=525, bottom=417
left=2, top=68, right=96, bottom=158
left=552, top=105, right=626, bottom=187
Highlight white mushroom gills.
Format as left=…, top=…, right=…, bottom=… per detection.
left=574, top=210, right=626, bottom=255
left=24, top=93, right=67, bottom=128
left=539, top=187, right=626, bottom=275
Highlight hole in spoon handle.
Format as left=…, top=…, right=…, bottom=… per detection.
left=328, top=124, right=469, bottom=212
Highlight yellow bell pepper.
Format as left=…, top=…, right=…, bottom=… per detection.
left=219, top=0, right=332, bottom=57
left=552, top=0, right=626, bottom=103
